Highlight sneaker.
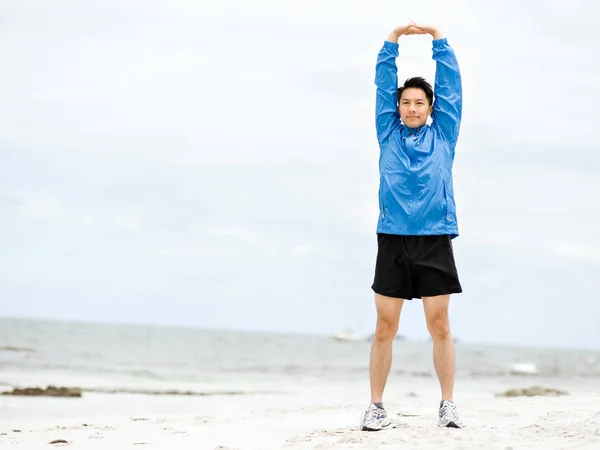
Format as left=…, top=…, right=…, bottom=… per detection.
left=438, top=400, right=463, bottom=428
left=360, top=404, right=392, bottom=431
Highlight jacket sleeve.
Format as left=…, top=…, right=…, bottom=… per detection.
left=431, top=38, right=462, bottom=150
left=374, top=41, right=401, bottom=145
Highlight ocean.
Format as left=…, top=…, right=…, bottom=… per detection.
left=1, top=317, right=600, bottom=394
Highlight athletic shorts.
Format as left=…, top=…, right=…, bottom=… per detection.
left=371, top=233, right=462, bottom=300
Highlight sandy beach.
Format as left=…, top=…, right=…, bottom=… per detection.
left=2, top=0, right=600, bottom=448
left=2, top=374, right=600, bottom=450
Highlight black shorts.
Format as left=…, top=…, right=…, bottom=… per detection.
left=371, top=233, right=462, bottom=300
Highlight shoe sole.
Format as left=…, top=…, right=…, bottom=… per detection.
left=361, top=422, right=392, bottom=431
left=439, top=421, right=462, bottom=428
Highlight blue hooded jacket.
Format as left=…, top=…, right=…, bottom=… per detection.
left=375, top=38, right=462, bottom=238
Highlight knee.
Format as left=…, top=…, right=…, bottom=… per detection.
left=374, top=316, right=399, bottom=343
left=426, top=315, right=451, bottom=340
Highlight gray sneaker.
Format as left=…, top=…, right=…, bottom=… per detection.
left=438, top=400, right=463, bottom=428
left=360, top=404, right=392, bottom=431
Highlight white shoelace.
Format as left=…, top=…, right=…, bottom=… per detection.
left=440, top=402, right=459, bottom=421
left=365, top=405, right=386, bottom=423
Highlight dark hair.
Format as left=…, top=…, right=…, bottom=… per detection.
left=397, top=77, right=433, bottom=106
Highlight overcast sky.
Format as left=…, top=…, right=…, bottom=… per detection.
left=1, top=0, right=599, bottom=349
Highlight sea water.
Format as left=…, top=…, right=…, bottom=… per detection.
left=1, top=317, right=599, bottom=393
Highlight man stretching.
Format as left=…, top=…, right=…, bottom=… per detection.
left=360, top=21, right=464, bottom=430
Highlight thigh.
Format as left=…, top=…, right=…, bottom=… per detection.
left=371, top=234, right=414, bottom=299
left=374, top=293, right=404, bottom=327
left=422, top=294, right=450, bottom=323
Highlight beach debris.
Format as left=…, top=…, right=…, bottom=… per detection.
left=2, top=386, right=274, bottom=399
left=12, top=430, right=21, bottom=433
left=130, top=417, right=149, bottom=422
left=496, top=386, right=568, bottom=397
left=520, top=424, right=542, bottom=429
left=406, top=391, right=418, bottom=397
left=49, top=439, right=69, bottom=445
left=1, top=386, right=82, bottom=397
left=0, top=345, right=36, bottom=353
left=195, top=415, right=211, bottom=424
left=84, top=387, right=266, bottom=396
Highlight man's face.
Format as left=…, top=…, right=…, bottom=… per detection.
left=398, top=88, right=432, bottom=128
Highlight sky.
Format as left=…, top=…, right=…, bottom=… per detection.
left=1, top=0, right=599, bottom=349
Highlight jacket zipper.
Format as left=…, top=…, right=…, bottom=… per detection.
left=407, top=136, right=416, bottom=233
left=411, top=176, right=416, bottom=233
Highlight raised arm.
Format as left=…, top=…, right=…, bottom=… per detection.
left=432, top=37, right=462, bottom=149
left=410, top=24, right=463, bottom=149
left=375, top=24, right=415, bottom=145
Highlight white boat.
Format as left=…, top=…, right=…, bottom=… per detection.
left=509, top=363, right=538, bottom=375
left=332, top=331, right=367, bottom=342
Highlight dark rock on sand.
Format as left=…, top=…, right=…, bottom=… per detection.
left=495, top=386, right=569, bottom=397
left=0, top=345, right=36, bottom=353
left=84, top=387, right=256, bottom=396
left=2, top=386, right=82, bottom=397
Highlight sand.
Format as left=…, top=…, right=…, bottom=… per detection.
left=1, top=375, right=600, bottom=449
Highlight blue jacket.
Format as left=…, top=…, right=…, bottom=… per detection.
left=375, top=38, right=462, bottom=238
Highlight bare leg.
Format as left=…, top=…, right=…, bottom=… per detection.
left=370, top=294, right=404, bottom=404
left=422, top=295, right=454, bottom=401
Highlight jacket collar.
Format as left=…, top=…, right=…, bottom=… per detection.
left=401, top=124, right=427, bottom=136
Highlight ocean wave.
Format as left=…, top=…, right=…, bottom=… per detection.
left=3, top=360, right=600, bottom=381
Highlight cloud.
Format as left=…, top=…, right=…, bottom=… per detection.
left=1, top=0, right=600, bottom=348
left=1, top=189, right=150, bottom=243
left=291, top=244, right=315, bottom=254
left=111, top=213, right=143, bottom=232
left=9, top=191, right=94, bottom=234
left=205, top=225, right=257, bottom=242
left=2, top=0, right=597, bottom=165
left=552, top=241, right=600, bottom=265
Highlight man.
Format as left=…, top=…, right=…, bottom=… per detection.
left=360, top=21, right=464, bottom=430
